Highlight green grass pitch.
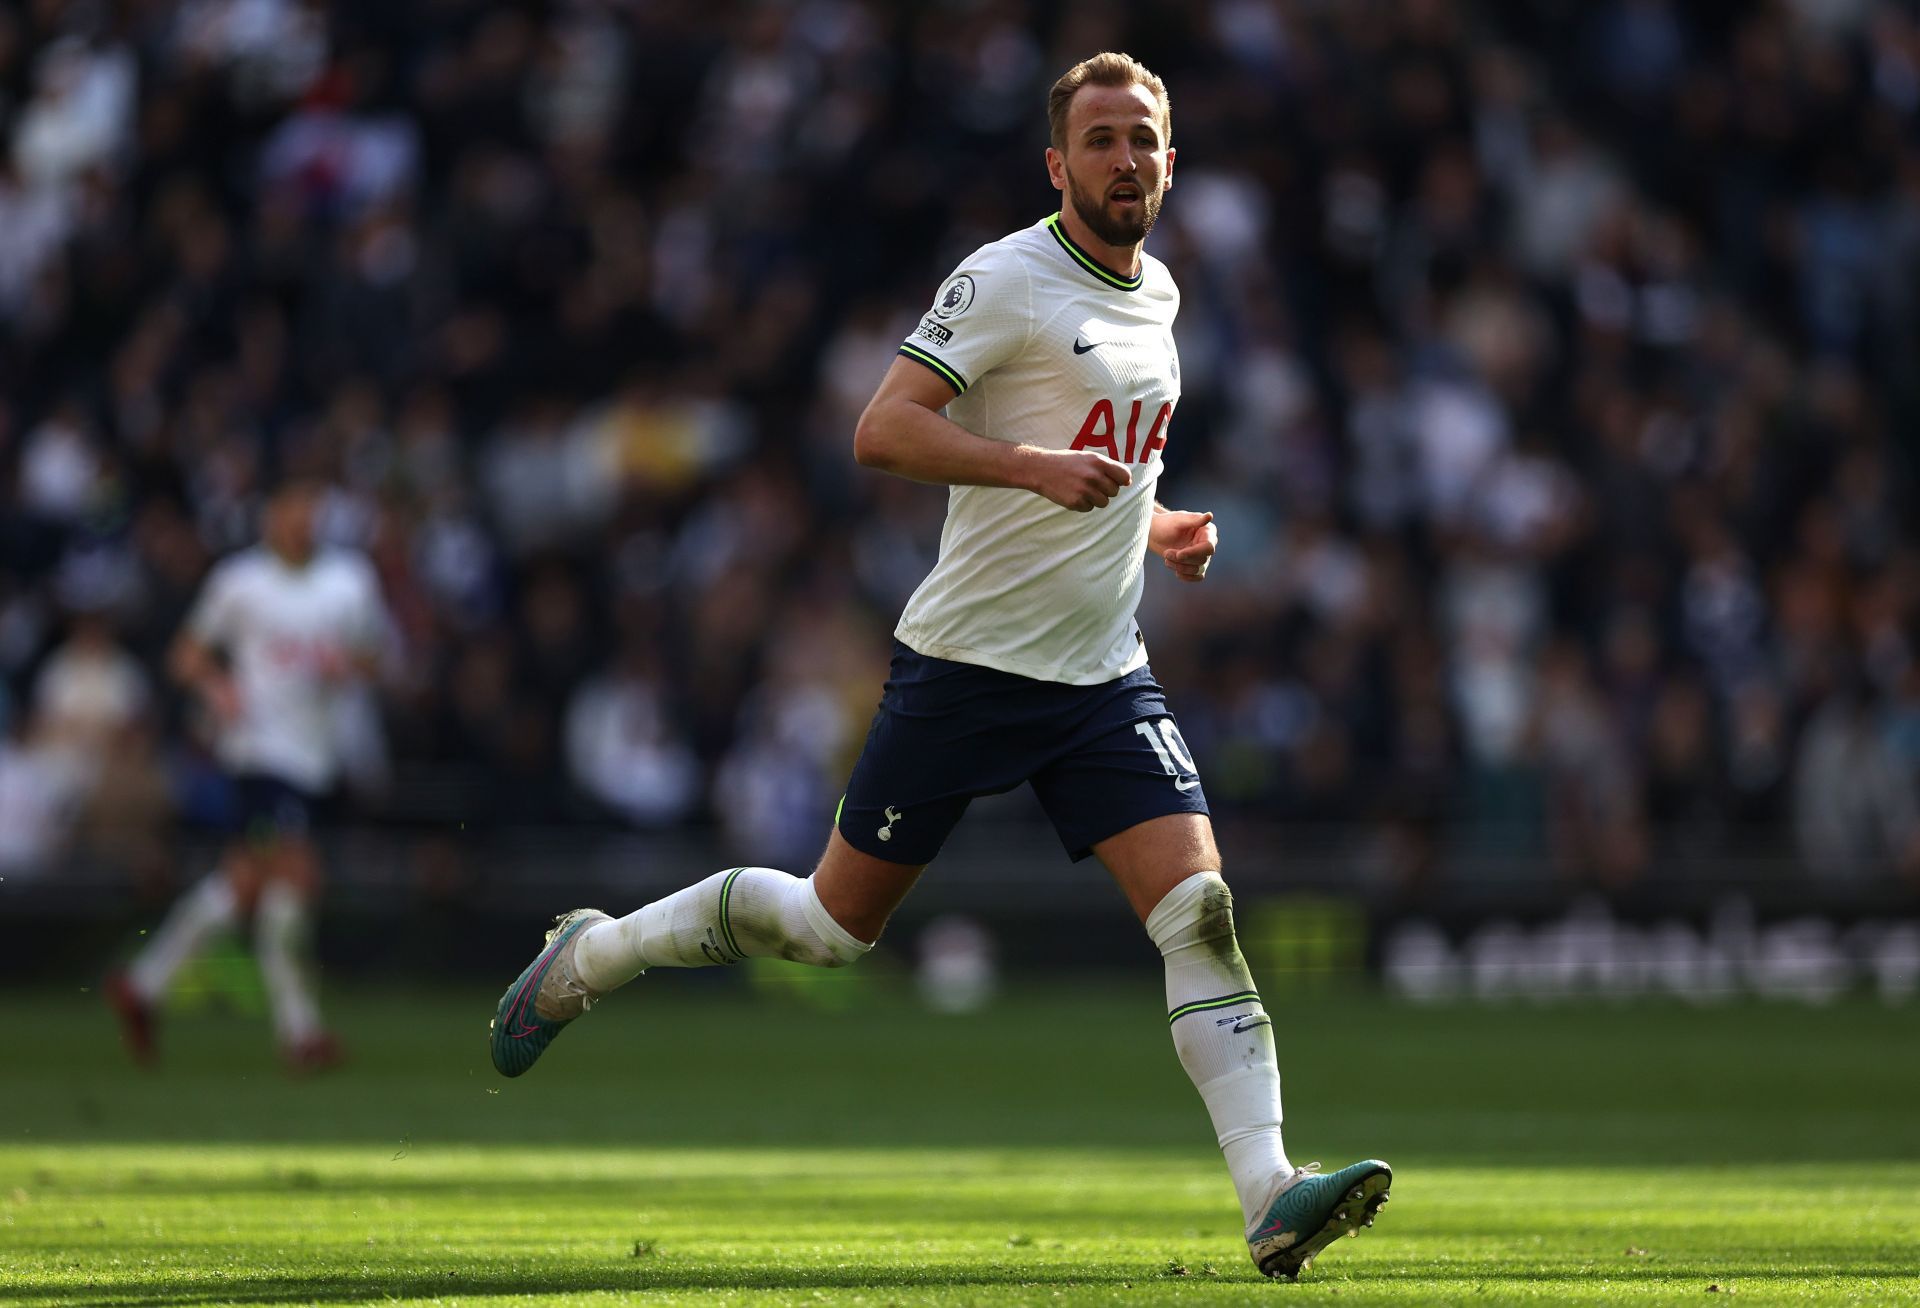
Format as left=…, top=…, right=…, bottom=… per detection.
left=3, top=965, right=1918, bottom=1306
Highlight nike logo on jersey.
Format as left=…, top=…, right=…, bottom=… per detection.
left=1072, top=337, right=1100, bottom=354
left=1175, top=776, right=1201, bottom=792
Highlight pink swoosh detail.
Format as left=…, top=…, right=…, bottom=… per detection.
left=505, top=932, right=570, bottom=1039
left=1250, top=1217, right=1288, bottom=1240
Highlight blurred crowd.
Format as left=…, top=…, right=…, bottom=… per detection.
left=3, top=0, right=1920, bottom=899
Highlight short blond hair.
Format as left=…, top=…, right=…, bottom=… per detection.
left=1047, top=52, right=1171, bottom=153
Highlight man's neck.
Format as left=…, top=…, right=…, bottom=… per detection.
left=1057, top=205, right=1143, bottom=279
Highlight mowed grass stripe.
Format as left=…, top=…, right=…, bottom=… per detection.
left=2, top=1148, right=1917, bottom=1306
left=2, top=986, right=1918, bottom=1304
left=9, top=983, right=1918, bottom=1161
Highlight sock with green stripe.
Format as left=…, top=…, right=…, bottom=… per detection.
left=1146, top=870, right=1292, bottom=1225
left=571, top=867, right=871, bottom=991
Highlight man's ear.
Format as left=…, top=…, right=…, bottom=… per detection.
left=1163, top=145, right=1176, bottom=189
left=1045, top=146, right=1066, bottom=193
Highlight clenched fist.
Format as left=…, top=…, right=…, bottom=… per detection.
left=1150, top=510, right=1217, bottom=582
left=1024, top=448, right=1133, bottom=511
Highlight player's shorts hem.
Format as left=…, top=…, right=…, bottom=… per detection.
left=833, top=806, right=943, bottom=867
left=1059, top=791, right=1212, bottom=863
left=227, top=771, right=326, bottom=841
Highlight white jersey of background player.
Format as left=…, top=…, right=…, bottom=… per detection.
left=187, top=536, right=387, bottom=794
left=109, top=481, right=387, bottom=1074
left=895, top=216, right=1180, bottom=683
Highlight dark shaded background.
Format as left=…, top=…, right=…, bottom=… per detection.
left=4, top=0, right=1920, bottom=929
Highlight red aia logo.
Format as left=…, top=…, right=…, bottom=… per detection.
left=265, top=635, right=349, bottom=677
left=1069, top=399, right=1173, bottom=464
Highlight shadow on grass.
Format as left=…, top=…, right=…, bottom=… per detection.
left=22, top=1263, right=1920, bottom=1307
left=4, top=1265, right=1130, bottom=1307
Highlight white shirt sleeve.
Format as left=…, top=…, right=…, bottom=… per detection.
left=183, top=559, right=246, bottom=649
left=342, top=556, right=396, bottom=667
left=896, top=241, right=1034, bottom=396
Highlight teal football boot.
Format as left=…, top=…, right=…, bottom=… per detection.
left=489, top=909, right=610, bottom=1077
left=1246, top=1159, right=1392, bottom=1280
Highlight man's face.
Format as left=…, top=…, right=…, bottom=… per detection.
left=263, top=487, right=318, bottom=564
left=1048, top=82, right=1174, bottom=248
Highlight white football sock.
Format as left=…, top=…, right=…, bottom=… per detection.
left=255, top=879, right=322, bottom=1044
left=1146, top=870, right=1293, bottom=1226
left=573, top=866, right=872, bottom=992
left=127, top=872, right=238, bottom=1001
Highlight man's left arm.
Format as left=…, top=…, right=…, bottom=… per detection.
left=1148, top=502, right=1216, bottom=583
left=322, top=560, right=395, bottom=685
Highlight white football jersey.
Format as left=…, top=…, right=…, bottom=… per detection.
left=184, top=546, right=389, bottom=792
left=893, top=214, right=1182, bottom=684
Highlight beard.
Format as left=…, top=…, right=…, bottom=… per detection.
left=1068, top=173, right=1162, bottom=248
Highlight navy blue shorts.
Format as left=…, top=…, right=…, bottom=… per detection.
left=837, top=642, right=1210, bottom=865
left=228, top=772, right=323, bottom=843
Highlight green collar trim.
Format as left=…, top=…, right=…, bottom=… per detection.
left=1046, top=213, right=1144, bottom=291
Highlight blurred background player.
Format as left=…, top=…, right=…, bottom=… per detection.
left=489, top=53, right=1388, bottom=1281
left=107, top=480, right=390, bottom=1073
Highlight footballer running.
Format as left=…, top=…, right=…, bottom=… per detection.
left=109, top=481, right=388, bottom=1074
left=489, top=52, right=1391, bottom=1280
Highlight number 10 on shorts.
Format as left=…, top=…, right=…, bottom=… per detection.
left=1135, top=718, right=1200, bottom=789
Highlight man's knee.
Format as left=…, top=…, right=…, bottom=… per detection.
left=260, top=839, right=321, bottom=896
left=1146, top=871, right=1246, bottom=964
left=808, top=829, right=923, bottom=946
left=726, top=866, right=873, bottom=968
left=222, top=852, right=264, bottom=912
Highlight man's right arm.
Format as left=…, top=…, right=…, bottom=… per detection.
left=171, top=568, right=243, bottom=725
left=170, top=630, right=243, bottom=726
left=853, top=357, right=1132, bottom=512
